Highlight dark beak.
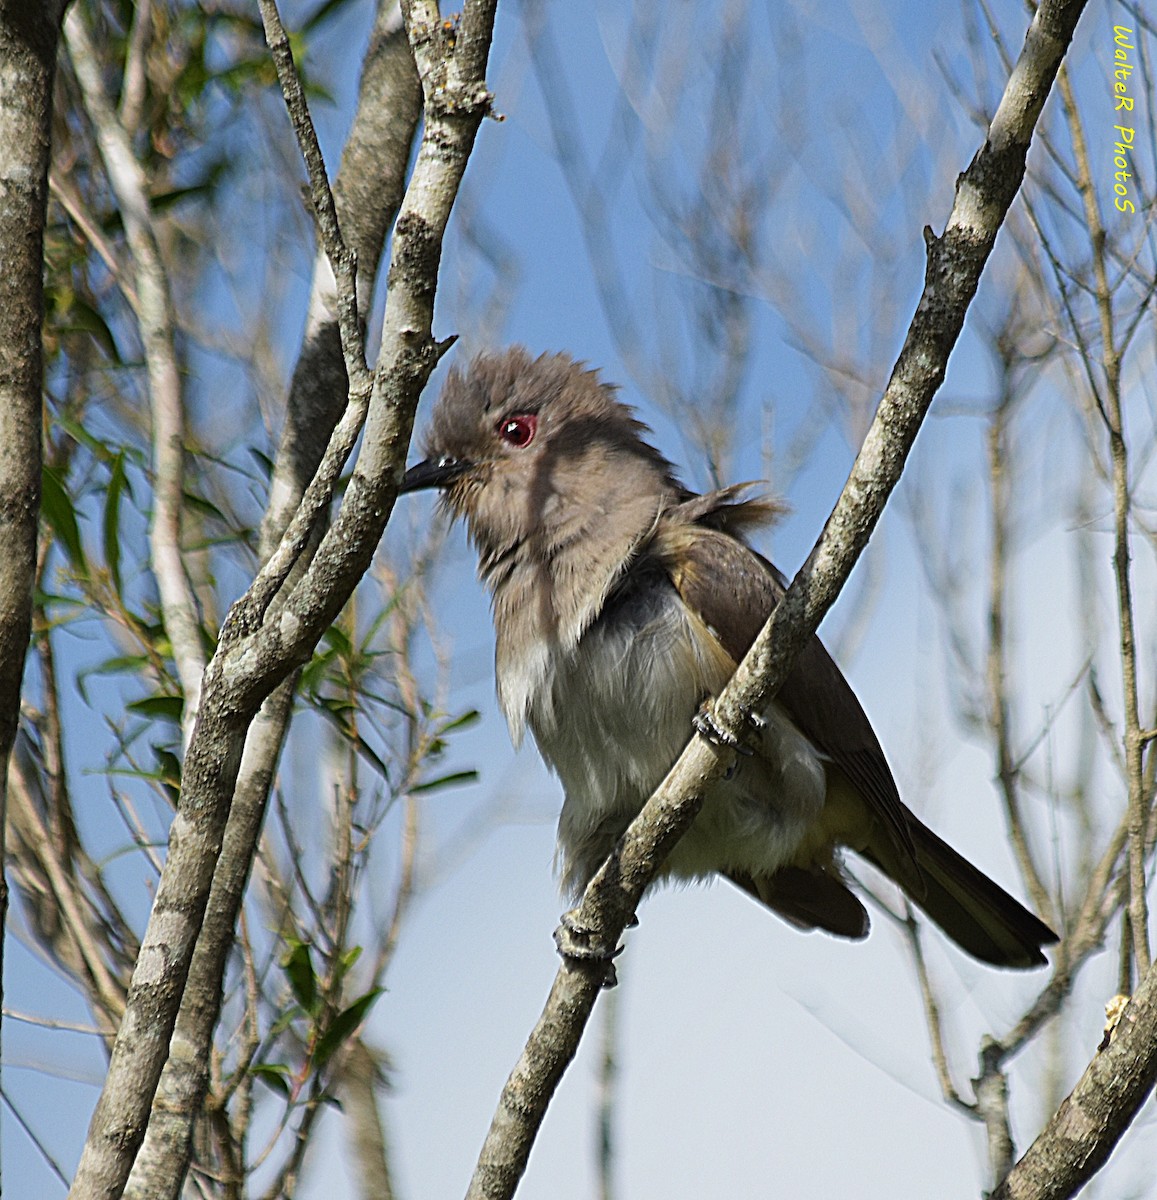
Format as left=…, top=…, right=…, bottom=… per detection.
left=399, top=456, right=470, bottom=493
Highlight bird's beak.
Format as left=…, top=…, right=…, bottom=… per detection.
left=399, top=455, right=470, bottom=493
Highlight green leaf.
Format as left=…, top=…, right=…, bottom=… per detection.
left=282, top=940, right=319, bottom=1015
left=301, top=0, right=362, bottom=33
left=314, top=988, right=384, bottom=1068
left=87, top=653, right=153, bottom=675
left=152, top=746, right=183, bottom=803
left=299, top=654, right=335, bottom=695
left=41, top=466, right=88, bottom=578
left=250, top=1062, right=292, bottom=1097
left=59, top=297, right=122, bottom=363
left=316, top=695, right=357, bottom=720
left=337, top=945, right=363, bottom=979
left=349, top=734, right=391, bottom=784
left=412, top=770, right=479, bottom=795
left=307, top=699, right=393, bottom=784
left=267, top=1007, right=301, bottom=1040
left=127, top=695, right=185, bottom=724
left=77, top=653, right=151, bottom=705
left=249, top=448, right=275, bottom=481
left=103, top=453, right=129, bottom=595
left=437, top=709, right=481, bottom=736
left=52, top=413, right=147, bottom=471
left=321, top=624, right=353, bottom=657
left=151, top=176, right=222, bottom=212
left=181, top=489, right=229, bottom=525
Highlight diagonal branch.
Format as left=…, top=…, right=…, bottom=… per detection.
left=1060, top=62, right=1151, bottom=979
left=66, top=4, right=499, bottom=1198
left=464, top=2, right=1088, bottom=1196
left=989, top=951, right=1157, bottom=1200
left=257, top=0, right=371, bottom=398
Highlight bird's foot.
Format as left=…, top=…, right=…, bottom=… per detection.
left=554, top=909, right=629, bottom=989
left=693, top=702, right=754, bottom=756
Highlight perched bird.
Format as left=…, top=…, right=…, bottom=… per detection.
left=401, top=347, right=1057, bottom=968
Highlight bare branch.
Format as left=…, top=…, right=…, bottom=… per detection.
left=64, top=6, right=207, bottom=742
left=595, top=985, right=620, bottom=1200
left=990, top=954, right=1157, bottom=1200
left=0, top=0, right=63, bottom=1126
left=117, top=0, right=151, bottom=135
left=1055, top=64, right=1150, bottom=979
left=974, top=1038, right=1016, bottom=1185
left=65, top=2, right=499, bottom=1195
left=465, top=3, right=1088, bottom=1194
left=902, top=908, right=975, bottom=1116
left=257, top=0, right=370, bottom=399
left=984, top=338, right=1054, bottom=923
left=262, top=1, right=421, bottom=552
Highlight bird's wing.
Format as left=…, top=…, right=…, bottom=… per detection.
left=652, top=506, right=916, bottom=864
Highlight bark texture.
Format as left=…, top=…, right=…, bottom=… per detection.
left=67, top=2, right=497, bottom=1197
left=465, top=1, right=1090, bottom=1196
left=990, top=963, right=1157, bottom=1200
left=123, top=8, right=423, bottom=1197
left=0, top=0, right=61, bottom=1115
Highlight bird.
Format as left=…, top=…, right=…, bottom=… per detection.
left=400, top=346, right=1058, bottom=968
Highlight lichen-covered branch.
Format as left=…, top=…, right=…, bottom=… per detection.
left=66, top=3, right=498, bottom=1197
left=464, top=2, right=1088, bottom=1195
left=0, top=0, right=65, bottom=1113
left=990, top=955, right=1157, bottom=1200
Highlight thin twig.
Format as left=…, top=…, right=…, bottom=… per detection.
left=974, top=1038, right=1015, bottom=1186
left=1057, top=64, right=1149, bottom=977
left=464, top=4, right=1088, bottom=1194
left=256, top=0, right=369, bottom=396
left=984, top=348, right=1054, bottom=923
left=902, top=907, right=975, bottom=1116
left=2, top=1085, right=71, bottom=1187
left=65, top=6, right=208, bottom=743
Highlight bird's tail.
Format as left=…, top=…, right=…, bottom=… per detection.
left=864, top=816, right=1058, bottom=969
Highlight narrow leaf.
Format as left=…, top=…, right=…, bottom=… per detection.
left=412, top=770, right=479, bottom=795
left=103, top=453, right=128, bottom=595
left=314, top=988, right=384, bottom=1067
left=127, top=695, right=185, bottom=723
left=250, top=1063, right=291, bottom=1097
left=283, top=941, right=319, bottom=1015
left=41, top=467, right=88, bottom=578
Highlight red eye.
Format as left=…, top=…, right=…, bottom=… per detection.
left=498, top=413, right=537, bottom=447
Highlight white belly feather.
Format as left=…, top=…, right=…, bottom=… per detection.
left=522, top=577, right=827, bottom=894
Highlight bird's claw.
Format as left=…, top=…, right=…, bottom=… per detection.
left=554, top=909, right=627, bottom=989
left=693, top=704, right=754, bottom=755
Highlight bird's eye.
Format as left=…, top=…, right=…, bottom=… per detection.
left=498, top=413, right=537, bottom=448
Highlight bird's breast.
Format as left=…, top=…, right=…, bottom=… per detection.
left=516, top=571, right=827, bottom=893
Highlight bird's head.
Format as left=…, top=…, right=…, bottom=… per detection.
left=401, top=347, right=683, bottom=581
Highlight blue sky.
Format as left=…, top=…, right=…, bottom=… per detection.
left=348, top=4, right=1151, bottom=1198
left=8, top=0, right=1157, bottom=1196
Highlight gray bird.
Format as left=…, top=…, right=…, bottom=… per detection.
left=401, top=347, right=1058, bottom=968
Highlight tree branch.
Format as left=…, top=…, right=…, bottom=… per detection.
left=1061, top=60, right=1151, bottom=978
left=0, top=0, right=64, bottom=1137
left=64, top=6, right=208, bottom=744
left=261, top=1, right=421, bottom=552
left=66, top=3, right=498, bottom=1197
left=990, top=952, right=1157, bottom=1200
left=464, top=2, right=1088, bottom=1195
